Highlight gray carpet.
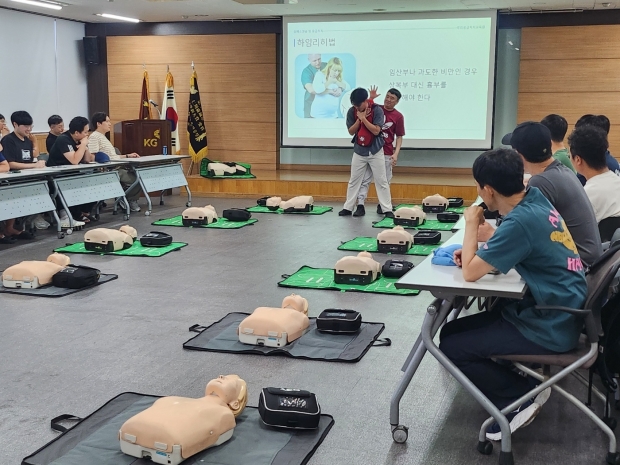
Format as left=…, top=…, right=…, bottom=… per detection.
left=0, top=196, right=615, bottom=465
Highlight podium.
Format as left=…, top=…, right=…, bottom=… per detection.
left=113, top=120, right=171, bottom=156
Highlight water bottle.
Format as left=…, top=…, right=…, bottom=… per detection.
left=162, top=145, right=168, bottom=156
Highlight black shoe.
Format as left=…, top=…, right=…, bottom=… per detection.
left=384, top=211, right=395, bottom=219
left=353, top=205, right=366, bottom=217
left=338, top=209, right=352, bottom=216
left=376, top=204, right=383, bottom=214
left=0, top=235, right=16, bottom=244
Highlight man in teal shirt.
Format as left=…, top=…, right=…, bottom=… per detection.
left=440, top=147, right=587, bottom=441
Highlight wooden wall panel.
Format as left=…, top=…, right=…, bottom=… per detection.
left=519, top=26, right=620, bottom=155
left=107, top=35, right=276, bottom=65
left=521, top=26, right=620, bottom=61
left=107, top=34, right=277, bottom=172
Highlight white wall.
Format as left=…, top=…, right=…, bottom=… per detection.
left=0, top=9, right=87, bottom=133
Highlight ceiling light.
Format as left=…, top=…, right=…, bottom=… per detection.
left=97, top=13, right=140, bottom=23
left=515, top=47, right=520, bottom=50
left=10, top=0, right=62, bottom=10
left=508, top=40, right=513, bottom=45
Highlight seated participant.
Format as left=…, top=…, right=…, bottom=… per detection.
left=539, top=114, right=576, bottom=173
left=119, top=375, right=247, bottom=463
left=440, top=148, right=587, bottom=441
left=500, top=121, right=602, bottom=267
left=88, top=112, right=142, bottom=212
left=0, top=113, right=9, bottom=140
left=1, top=111, right=43, bottom=239
left=49, top=116, right=97, bottom=223
left=569, top=125, right=620, bottom=223
left=574, top=114, right=620, bottom=184
left=0, top=144, right=16, bottom=244
left=45, top=115, right=64, bottom=154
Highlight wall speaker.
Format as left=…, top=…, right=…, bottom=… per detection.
left=83, top=36, right=100, bottom=65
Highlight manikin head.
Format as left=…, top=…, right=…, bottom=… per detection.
left=307, top=54, right=322, bottom=70
left=205, top=375, right=248, bottom=417
left=281, top=293, right=309, bottom=315
left=47, top=253, right=70, bottom=266
left=384, top=88, right=402, bottom=111
left=472, top=148, right=525, bottom=213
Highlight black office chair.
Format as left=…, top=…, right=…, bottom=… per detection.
left=599, top=217, right=620, bottom=243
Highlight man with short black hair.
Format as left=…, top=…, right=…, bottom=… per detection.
left=440, top=147, right=587, bottom=441
left=540, top=114, right=575, bottom=173
left=339, top=87, right=393, bottom=218
left=2, top=111, right=45, bottom=170
left=49, top=116, right=96, bottom=223
left=574, top=114, right=620, bottom=184
left=499, top=121, right=602, bottom=266
left=569, top=125, right=620, bottom=223
left=354, top=87, right=405, bottom=216
left=46, top=115, right=64, bottom=154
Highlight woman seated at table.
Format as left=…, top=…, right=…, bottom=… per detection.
left=440, top=145, right=587, bottom=442
left=48, top=116, right=98, bottom=224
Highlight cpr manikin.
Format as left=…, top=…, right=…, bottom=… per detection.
left=377, top=226, right=414, bottom=253
left=238, top=294, right=310, bottom=347
left=394, top=206, right=426, bottom=227
left=84, top=225, right=137, bottom=252
left=264, top=196, right=314, bottom=212
left=207, top=162, right=247, bottom=176
left=119, top=375, right=247, bottom=465
left=2, top=253, right=71, bottom=289
left=422, top=194, right=449, bottom=213
left=334, top=251, right=381, bottom=285
left=182, top=205, right=218, bottom=226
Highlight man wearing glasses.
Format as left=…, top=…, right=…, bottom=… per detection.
left=2, top=111, right=45, bottom=170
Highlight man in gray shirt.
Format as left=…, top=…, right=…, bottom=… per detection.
left=499, top=122, right=602, bottom=266
left=339, top=87, right=393, bottom=217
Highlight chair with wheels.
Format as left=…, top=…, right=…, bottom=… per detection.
left=478, top=243, right=620, bottom=465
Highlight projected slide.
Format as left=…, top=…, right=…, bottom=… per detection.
left=283, top=12, right=497, bottom=150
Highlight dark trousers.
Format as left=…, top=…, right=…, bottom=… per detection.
left=439, top=310, right=558, bottom=409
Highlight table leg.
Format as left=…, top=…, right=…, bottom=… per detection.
left=51, top=178, right=75, bottom=232
left=135, top=173, right=153, bottom=216
left=390, top=298, right=452, bottom=441
left=420, top=305, right=514, bottom=463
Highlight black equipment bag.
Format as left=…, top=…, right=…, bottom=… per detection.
left=437, top=212, right=460, bottom=223
left=258, top=387, right=321, bottom=430
left=333, top=271, right=376, bottom=286
left=377, top=240, right=410, bottom=254
left=282, top=204, right=313, bottom=213
left=394, top=217, right=422, bottom=227
left=316, top=309, right=362, bottom=333
left=139, top=231, right=173, bottom=247
left=382, top=259, right=414, bottom=278
left=223, top=208, right=252, bottom=222
left=414, top=230, right=441, bottom=245
left=448, top=197, right=464, bottom=207
left=51, top=265, right=100, bottom=289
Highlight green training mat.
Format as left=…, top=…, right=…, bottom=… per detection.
left=246, top=205, right=333, bottom=215
left=199, top=160, right=256, bottom=179
left=54, top=241, right=187, bottom=257
left=338, top=236, right=441, bottom=256
left=372, top=217, right=454, bottom=230
left=152, top=215, right=257, bottom=229
left=396, top=203, right=466, bottom=214
left=278, top=266, right=419, bottom=296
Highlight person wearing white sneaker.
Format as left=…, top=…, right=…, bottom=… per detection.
left=33, top=214, right=50, bottom=230
left=439, top=147, right=587, bottom=441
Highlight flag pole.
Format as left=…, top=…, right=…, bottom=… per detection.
left=187, top=61, right=195, bottom=175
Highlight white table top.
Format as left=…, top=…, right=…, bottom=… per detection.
left=122, top=155, right=189, bottom=164
left=396, top=228, right=527, bottom=299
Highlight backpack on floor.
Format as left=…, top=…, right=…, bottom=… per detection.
left=258, top=388, right=321, bottom=430
left=52, top=265, right=100, bottom=289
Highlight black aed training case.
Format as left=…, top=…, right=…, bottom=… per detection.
left=223, top=208, right=252, bottom=222
left=316, top=309, right=362, bottom=333
left=437, top=212, right=460, bottom=223
left=414, top=230, right=441, bottom=245
left=448, top=197, right=464, bottom=207
left=52, top=265, right=100, bottom=289
left=139, top=231, right=172, bottom=247
left=382, top=259, right=414, bottom=278
left=259, top=387, right=321, bottom=430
